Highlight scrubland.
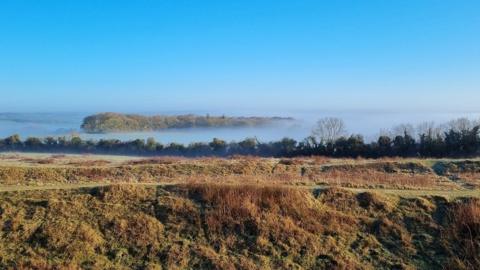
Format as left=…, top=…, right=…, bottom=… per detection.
left=2, top=153, right=479, bottom=189
left=0, top=184, right=479, bottom=269
left=0, top=153, right=479, bottom=269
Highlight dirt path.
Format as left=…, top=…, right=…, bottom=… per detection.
left=343, top=187, right=480, bottom=199
left=0, top=182, right=176, bottom=192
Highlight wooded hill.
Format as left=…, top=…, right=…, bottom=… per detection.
left=81, top=113, right=293, bottom=133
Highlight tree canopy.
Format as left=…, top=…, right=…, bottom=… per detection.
left=81, top=113, right=294, bottom=133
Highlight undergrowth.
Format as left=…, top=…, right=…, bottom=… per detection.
left=1, top=157, right=470, bottom=189
left=0, top=184, right=478, bottom=269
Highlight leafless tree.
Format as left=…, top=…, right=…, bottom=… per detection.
left=447, top=117, right=474, bottom=132
left=378, top=128, right=393, bottom=138
left=312, top=117, right=347, bottom=143
left=473, top=118, right=480, bottom=128
left=392, top=123, right=415, bottom=137
left=416, top=121, right=442, bottom=138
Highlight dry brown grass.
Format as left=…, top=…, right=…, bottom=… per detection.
left=0, top=183, right=477, bottom=269
left=454, top=172, right=480, bottom=188
left=442, top=199, right=480, bottom=270
left=124, top=156, right=184, bottom=165
left=310, top=156, right=332, bottom=165
left=66, top=159, right=111, bottom=166
left=172, top=184, right=363, bottom=269
left=18, top=157, right=57, bottom=165
left=313, top=169, right=438, bottom=188
left=1, top=155, right=478, bottom=191
left=181, top=183, right=313, bottom=221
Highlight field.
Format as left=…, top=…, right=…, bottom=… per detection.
left=0, top=153, right=479, bottom=269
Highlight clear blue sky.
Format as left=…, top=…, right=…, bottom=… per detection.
left=0, top=0, right=479, bottom=113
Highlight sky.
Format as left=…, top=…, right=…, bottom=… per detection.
left=0, top=0, right=479, bottom=114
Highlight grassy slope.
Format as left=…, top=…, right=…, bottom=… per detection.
left=0, top=153, right=479, bottom=269
left=0, top=184, right=478, bottom=269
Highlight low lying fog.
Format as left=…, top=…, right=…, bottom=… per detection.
left=0, top=111, right=479, bottom=144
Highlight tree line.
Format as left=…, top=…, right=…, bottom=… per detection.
left=1, top=117, right=479, bottom=158
left=81, top=112, right=293, bottom=133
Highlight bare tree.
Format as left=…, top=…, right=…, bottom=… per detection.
left=312, top=117, right=347, bottom=143
left=378, top=128, right=393, bottom=138
left=392, top=123, right=415, bottom=137
left=473, top=118, right=480, bottom=128
left=447, top=117, right=473, bottom=132
left=416, top=121, right=442, bottom=138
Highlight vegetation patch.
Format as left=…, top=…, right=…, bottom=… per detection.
left=0, top=184, right=478, bottom=269
left=81, top=112, right=293, bottom=133
left=0, top=156, right=465, bottom=189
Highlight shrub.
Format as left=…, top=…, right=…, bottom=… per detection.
left=442, top=199, right=480, bottom=269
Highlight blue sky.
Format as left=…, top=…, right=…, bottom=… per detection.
left=0, top=0, right=479, bottom=113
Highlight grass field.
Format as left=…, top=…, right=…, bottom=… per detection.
left=1, top=152, right=480, bottom=189
left=0, top=152, right=479, bottom=269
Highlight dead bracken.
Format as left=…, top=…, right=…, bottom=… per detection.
left=0, top=184, right=478, bottom=269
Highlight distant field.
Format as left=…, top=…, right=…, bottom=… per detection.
left=2, top=151, right=479, bottom=200
left=1, top=152, right=480, bottom=192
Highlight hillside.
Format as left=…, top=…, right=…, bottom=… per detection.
left=0, top=153, right=479, bottom=269
left=0, top=184, right=479, bottom=269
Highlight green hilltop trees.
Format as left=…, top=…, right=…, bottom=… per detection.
left=81, top=113, right=293, bottom=133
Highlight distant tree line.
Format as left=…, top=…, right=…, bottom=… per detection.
left=1, top=117, right=480, bottom=158
left=81, top=112, right=293, bottom=133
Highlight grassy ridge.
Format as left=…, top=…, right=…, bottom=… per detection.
left=0, top=154, right=479, bottom=269
left=0, top=184, right=478, bottom=269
